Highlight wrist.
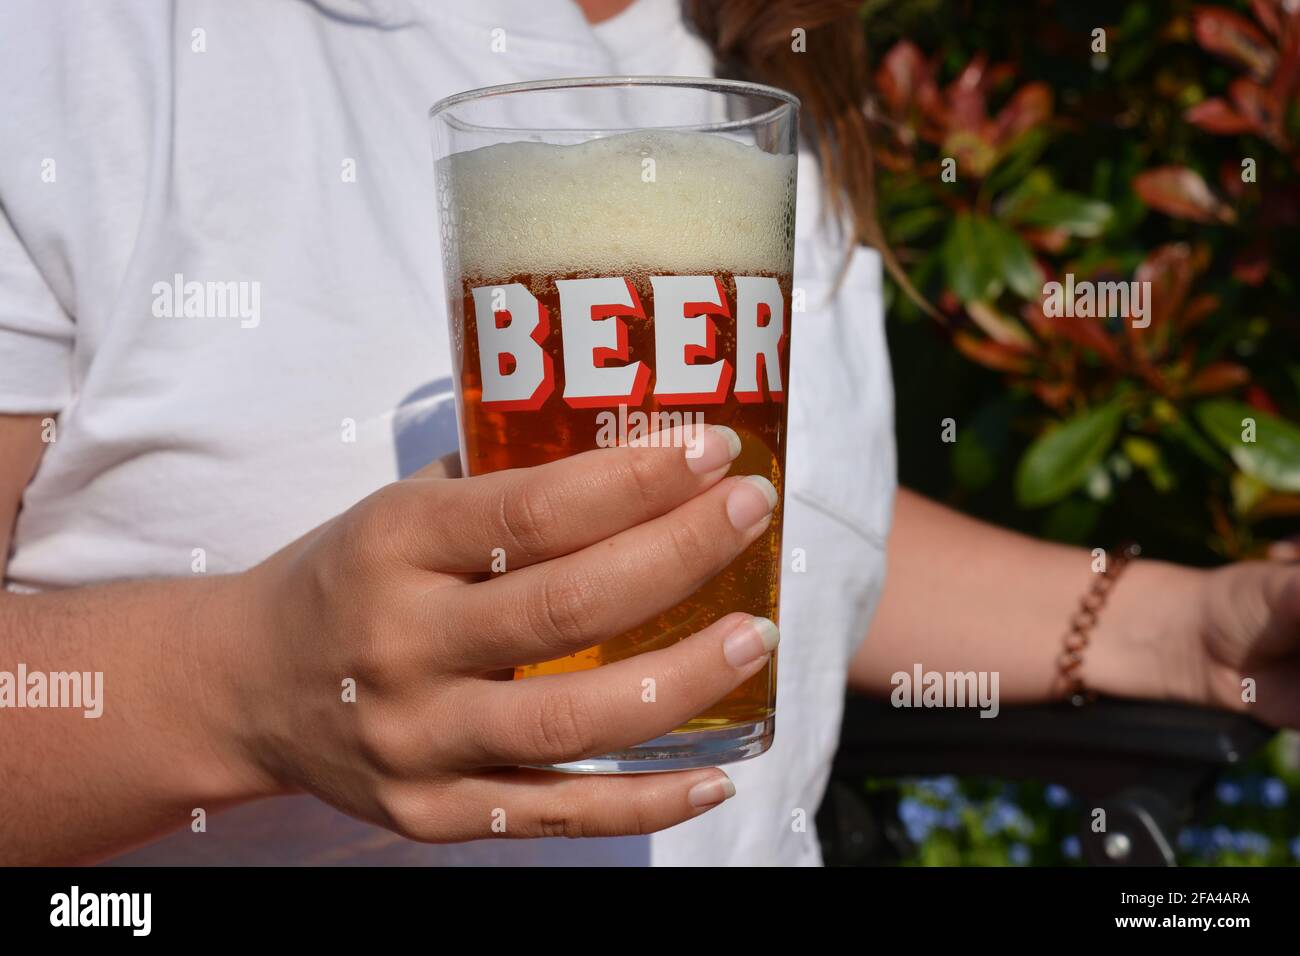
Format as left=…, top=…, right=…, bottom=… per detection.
left=180, top=571, right=288, bottom=803
left=1083, top=558, right=1209, bottom=705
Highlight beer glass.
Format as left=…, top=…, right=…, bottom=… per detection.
left=429, top=77, right=798, bottom=771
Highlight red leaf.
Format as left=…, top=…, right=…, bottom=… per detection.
left=965, top=300, right=1035, bottom=348
left=1219, top=157, right=1249, bottom=199
left=1031, top=381, right=1073, bottom=410
left=953, top=331, right=1033, bottom=373
left=1019, top=301, right=1057, bottom=341
left=1245, top=384, right=1280, bottom=414
left=1054, top=316, right=1124, bottom=365
left=1023, top=226, right=1070, bottom=254
left=1232, top=241, right=1272, bottom=285
left=1192, top=5, right=1278, bottom=79
left=1229, top=77, right=1287, bottom=144
left=946, top=55, right=990, bottom=136
left=1132, top=166, right=1237, bottom=224
left=1135, top=243, right=1198, bottom=332
left=1186, top=361, right=1250, bottom=395
left=877, top=41, right=930, bottom=115
left=1249, top=0, right=1283, bottom=39
left=1185, top=97, right=1256, bottom=134
left=993, top=82, right=1053, bottom=145
left=1180, top=292, right=1221, bottom=329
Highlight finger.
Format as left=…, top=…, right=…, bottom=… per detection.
left=448, top=612, right=779, bottom=768
left=442, top=474, right=778, bottom=671
left=443, top=768, right=736, bottom=841
left=385, top=423, right=743, bottom=572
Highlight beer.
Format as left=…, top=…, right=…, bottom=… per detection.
left=431, top=80, right=799, bottom=769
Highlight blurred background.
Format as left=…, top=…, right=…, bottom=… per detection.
left=855, top=0, right=1300, bottom=865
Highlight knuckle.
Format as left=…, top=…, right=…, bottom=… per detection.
left=529, top=688, right=598, bottom=761
left=375, top=784, right=440, bottom=841
left=664, top=517, right=713, bottom=572
left=534, top=801, right=587, bottom=839
left=351, top=620, right=397, bottom=686
left=499, top=483, right=559, bottom=560
left=531, top=568, right=596, bottom=649
left=348, top=485, right=407, bottom=566
left=621, top=799, right=656, bottom=836
left=353, top=700, right=427, bottom=778
left=622, top=450, right=666, bottom=509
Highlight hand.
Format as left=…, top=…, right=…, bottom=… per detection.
left=1190, top=559, right=1300, bottom=729
left=209, top=425, right=780, bottom=841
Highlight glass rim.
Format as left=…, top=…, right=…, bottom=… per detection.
left=428, top=75, right=800, bottom=136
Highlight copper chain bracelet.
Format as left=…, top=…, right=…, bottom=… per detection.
left=1057, top=541, right=1141, bottom=707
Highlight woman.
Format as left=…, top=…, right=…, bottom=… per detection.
left=0, top=0, right=1295, bottom=866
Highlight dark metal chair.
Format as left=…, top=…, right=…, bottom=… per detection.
left=816, top=694, right=1274, bottom=866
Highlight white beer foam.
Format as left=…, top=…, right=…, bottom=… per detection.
left=442, top=130, right=796, bottom=279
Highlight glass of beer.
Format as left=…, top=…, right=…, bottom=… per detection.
left=429, top=77, right=798, bottom=772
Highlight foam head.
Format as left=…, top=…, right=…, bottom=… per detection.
left=439, top=130, right=796, bottom=280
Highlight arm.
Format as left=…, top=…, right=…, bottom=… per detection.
left=0, top=414, right=45, bottom=571
left=1, top=418, right=770, bottom=864
left=0, top=415, right=273, bottom=863
left=852, top=488, right=1299, bottom=726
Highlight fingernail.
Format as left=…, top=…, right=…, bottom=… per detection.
left=723, top=616, right=780, bottom=668
left=686, top=425, right=742, bottom=475
left=688, top=774, right=737, bottom=809
left=725, top=475, right=778, bottom=531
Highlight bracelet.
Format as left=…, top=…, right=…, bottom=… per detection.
left=1057, top=541, right=1141, bottom=707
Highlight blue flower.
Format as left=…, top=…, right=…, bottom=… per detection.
left=1211, top=826, right=1233, bottom=851
left=1044, top=784, right=1071, bottom=809
left=899, top=797, right=939, bottom=843
left=1261, top=778, right=1288, bottom=808
left=1215, top=781, right=1243, bottom=806
left=1008, top=843, right=1031, bottom=866
left=918, top=776, right=960, bottom=801
left=1061, top=835, right=1081, bottom=860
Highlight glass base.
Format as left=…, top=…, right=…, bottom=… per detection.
left=533, top=716, right=774, bottom=773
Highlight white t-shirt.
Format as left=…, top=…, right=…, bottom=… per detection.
left=0, top=0, right=896, bottom=865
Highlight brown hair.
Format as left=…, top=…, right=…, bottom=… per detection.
left=684, top=0, right=933, bottom=313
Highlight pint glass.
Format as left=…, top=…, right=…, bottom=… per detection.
left=429, top=77, right=798, bottom=771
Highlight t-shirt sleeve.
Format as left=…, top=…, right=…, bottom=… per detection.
left=0, top=203, right=74, bottom=412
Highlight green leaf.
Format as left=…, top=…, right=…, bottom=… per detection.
left=1163, top=416, right=1226, bottom=470
left=952, top=429, right=997, bottom=491
left=942, top=214, right=1041, bottom=303
left=984, top=127, right=1050, bottom=198
left=1040, top=497, right=1102, bottom=544
left=951, top=399, right=1015, bottom=491
left=1230, top=471, right=1270, bottom=516
left=981, top=219, right=1044, bottom=299
left=1006, top=191, right=1113, bottom=236
left=1195, top=400, right=1300, bottom=492
left=942, top=212, right=1002, bottom=303
left=1015, top=401, right=1126, bottom=507
left=889, top=206, right=945, bottom=243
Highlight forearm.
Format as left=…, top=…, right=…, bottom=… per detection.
left=0, top=575, right=273, bottom=864
left=850, top=489, right=1208, bottom=706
